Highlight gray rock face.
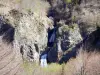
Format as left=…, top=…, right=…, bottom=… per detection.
left=0, top=0, right=53, bottom=62
left=15, top=14, right=53, bottom=62
left=58, top=24, right=82, bottom=51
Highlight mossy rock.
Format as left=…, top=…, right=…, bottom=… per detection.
left=62, top=25, right=70, bottom=32
left=58, top=23, right=79, bottom=37
left=62, top=24, right=78, bottom=32
left=65, top=0, right=79, bottom=5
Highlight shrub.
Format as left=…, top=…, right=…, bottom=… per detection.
left=64, top=49, right=100, bottom=75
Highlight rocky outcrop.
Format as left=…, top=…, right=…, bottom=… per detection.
left=58, top=23, right=82, bottom=51
left=14, top=13, right=53, bottom=62
left=0, top=0, right=54, bottom=62
left=73, top=0, right=100, bottom=37
left=0, top=0, right=54, bottom=74
left=47, top=0, right=100, bottom=63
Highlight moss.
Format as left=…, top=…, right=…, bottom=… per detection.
left=26, top=8, right=31, bottom=13
left=74, top=0, right=79, bottom=5
left=72, top=16, right=76, bottom=22
left=16, top=0, right=21, bottom=3
left=65, top=0, right=72, bottom=4
left=61, top=24, right=77, bottom=32
left=58, top=25, right=70, bottom=35
left=62, top=25, right=69, bottom=32
left=58, top=23, right=78, bottom=36
left=65, top=0, right=79, bottom=5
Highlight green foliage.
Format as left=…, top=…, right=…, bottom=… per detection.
left=26, top=8, right=31, bottom=13
left=22, top=60, right=63, bottom=75
left=61, top=24, right=77, bottom=33
left=74, top=0, right=79, bottom=5
left=43, top=63, right=62, bottom=72
left=16, top=0, right=21, bottom=3
left=58, top=23, right=78, bottom=37
left=22, top=60, right=39, bottom=75
left=65, top=0, right=79, bottom=5
left=62, top=25, right=69, bottom=32
left=65, top=0, right=72, bottom=4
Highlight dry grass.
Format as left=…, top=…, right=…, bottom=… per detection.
left=0, top=37, right=24, bottom=75
left=22, top=60, right=62, bottom=75
left=0, top=36, right=100, bottom=75
left=64, top=49, right=100, bottom=75
left=33, top=63, right=62, bottom=75
left=21, top=48, right=100, bottom=75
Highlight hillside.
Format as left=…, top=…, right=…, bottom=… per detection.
left=0, top=0, right=100, bottom=75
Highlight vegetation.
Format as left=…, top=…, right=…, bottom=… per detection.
left=59, top=23, right=78, bottom=34
left=64, top=49, right=100, bottom=75
left=43, top=63, right=62, bottom=72
left=65, top=0, right=72, bottom=4
left=0, top=36, right=100, bottom=75
left=22, top=60, right=62, bottom=75
left=0, top=39, right=100, bottom=75
left=21, top=48, right=100, bottom=75
left=0, top=0, right=100, bottom=75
